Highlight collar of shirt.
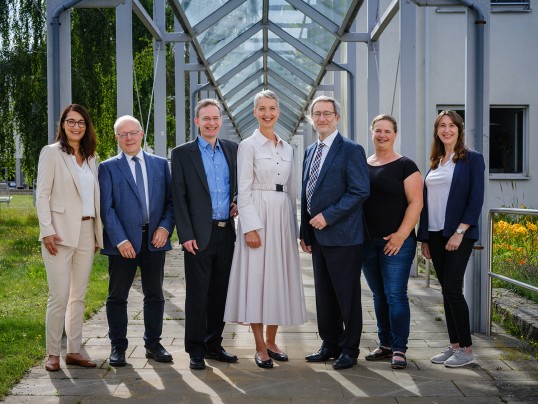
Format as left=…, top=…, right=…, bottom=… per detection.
left=122, top=150, right=145, bottom=164
left=197, top=135, right=221, bottom=153
left=317, top=130, right=338, bottom=148
left=252, top=128, right=283, bottom=148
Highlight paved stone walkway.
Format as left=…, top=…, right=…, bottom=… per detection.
left=6, top=244, right=538, bottom=403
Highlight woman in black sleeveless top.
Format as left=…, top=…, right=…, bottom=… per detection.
left=362, top=115, right=423, bottom=369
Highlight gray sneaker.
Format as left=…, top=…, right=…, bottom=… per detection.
left=444, top=349, right=474, bottom=367
left=430, top=346, right=455, bottom=364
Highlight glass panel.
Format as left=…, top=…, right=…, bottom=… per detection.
left=210, top=35, right=263, bottom=81
left=230, top=98, right=252, bottom=117
left=275, top=122, right=292, bottom=138
left=268, top=32, right=320, bottom=79
left=234, top=106, right=254, bottom=123
left=278, top=96, right=302, bottom=116
left=228, top=77, right=264, bottom=106
left=197, top=0, right=263, bottom=58
left=180, top=0, right=230, bottom=27
left=270, top=2, right=335, bottom=58
left=267, top=56, right=315, bottom=91
left=210, top=54, right=263, bottom=83
left=303, top=0, right=353, bottom=26
left=268, top=78, right=305, bottom=105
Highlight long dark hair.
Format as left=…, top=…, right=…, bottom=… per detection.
left=429, top=110, right=467, bottom=169
left=56, top=104, right=97, bottom=160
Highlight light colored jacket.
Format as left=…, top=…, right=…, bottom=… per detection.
left=36, top=142, right=103, bottom=248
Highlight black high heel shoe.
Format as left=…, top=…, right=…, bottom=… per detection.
left=267, top=348, right=289, bottom=362
left=255, top=354, right=273, bottom=369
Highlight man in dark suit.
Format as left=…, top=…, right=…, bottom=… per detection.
left=171, top=99, right=239, bottom=370
left=99, top=115, right=175, bottom=367
left=300, top=96, right=370, bottom=370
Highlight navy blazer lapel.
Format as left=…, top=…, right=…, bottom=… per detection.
left=315, top=133, right=343, bottom=187
left=448, top=158, right=463, bottom=200
left=143, top=151, right=156, bottom=205
left=303, top=144, right=316, bottom=183
left=117, top=153, right=140, bottom=201
left=188, top=140, right=210, bottom=195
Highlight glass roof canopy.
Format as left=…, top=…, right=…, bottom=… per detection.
left=168, top=0, right=363, bottom=140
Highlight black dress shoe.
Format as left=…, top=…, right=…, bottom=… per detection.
left=305, top=347, right=340, bottom=362
left=365, top=346, right=392, bottom=361
left=109, top=346, right=126, bottom=367
left=189, top=356, right=206, bottom=370
left=255, top=354, right=273, bottom=369
left=145, top=343, right=173, bottom=363
left=206, top=349, right=238, bottom=363
left=267, top=349, right=288, bottom=362
left=332, top=353, right=357, bottom=370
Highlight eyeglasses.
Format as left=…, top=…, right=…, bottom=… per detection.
left=312, top=111, right=336, bottom=119
left=200, top=116, right=221, bottom=123
left=118, top=130, right=141, bottom=139
left=65, top=119, right=87, bottom=128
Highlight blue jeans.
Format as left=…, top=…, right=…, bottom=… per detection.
left=362, top=236, right=416, bottom=353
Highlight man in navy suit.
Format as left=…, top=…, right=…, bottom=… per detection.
left=99, top=115, right=175, bottom=367
left=171, top=99, right=238, bottom=370
left=300, top=96, right=370, bottom=370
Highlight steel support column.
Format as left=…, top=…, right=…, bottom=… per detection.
left=116, top=1, right=134, bottom=119
left=399, top=0, right=417, bottom=161
left=152, top=0, right=167, bottom=156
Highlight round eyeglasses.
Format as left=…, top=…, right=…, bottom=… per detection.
left=65, top=119, right=87, bottom=128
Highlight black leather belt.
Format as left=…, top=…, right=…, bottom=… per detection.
left=141, top=223, right=148, bottom=232
left=275, top=184, right=284, bottom=192
left=212, top=220, right=228, bottom=228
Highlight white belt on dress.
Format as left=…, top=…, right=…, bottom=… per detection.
left=251, top=183, right=287, bottom=192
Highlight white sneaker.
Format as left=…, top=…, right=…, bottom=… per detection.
left=444, top=349, right=474, bottom=367
left=430, top=346, right=455, bottom=364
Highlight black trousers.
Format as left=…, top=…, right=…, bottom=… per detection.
left=428, top=231, right=475, bottom=348
left=106, top=230, right=166, bottom=350
left=184, top=224, right=234, bottom=357
left=311, top=239, right=363, bottom=357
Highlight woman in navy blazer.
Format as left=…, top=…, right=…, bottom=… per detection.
left=418, top=110, right=484, bottom=368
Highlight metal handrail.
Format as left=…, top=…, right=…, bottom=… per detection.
left=486, top=208, right=538, bottom=336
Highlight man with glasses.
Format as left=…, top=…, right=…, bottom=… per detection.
left=171, top=99, right=239, bottom=370
left=300, top=96, right=370, bottom=370
left=98, top=115, right=175, bottom=367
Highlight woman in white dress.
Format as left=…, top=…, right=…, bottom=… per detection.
left=224, top=90, right=307, bottom=369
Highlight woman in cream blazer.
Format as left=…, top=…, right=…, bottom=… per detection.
left=36, top=104, right=103, bottom=372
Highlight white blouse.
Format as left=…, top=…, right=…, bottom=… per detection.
left=425, top=155, right=455, bottom=231
left=71, top=156, right=95, bottom=217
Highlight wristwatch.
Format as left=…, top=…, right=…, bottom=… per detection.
left=455, top=228, right=466, bottom=235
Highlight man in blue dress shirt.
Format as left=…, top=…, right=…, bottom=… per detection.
left=171, top=99, right=239, bottom=370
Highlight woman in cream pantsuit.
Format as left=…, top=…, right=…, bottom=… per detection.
left=36, top=104, right=103, bottom=372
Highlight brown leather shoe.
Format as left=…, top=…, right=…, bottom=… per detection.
left=45, top=360, right=60, bottom=372
left=65, top=354, right=97, bottom=368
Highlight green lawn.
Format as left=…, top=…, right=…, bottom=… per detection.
left=0, top=195, right=109, bottom=399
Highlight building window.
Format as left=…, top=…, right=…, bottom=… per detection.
left=437, top=106, right=527, bottom=176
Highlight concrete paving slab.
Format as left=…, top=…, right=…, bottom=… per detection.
left=4, top=244, right=538, bottom=403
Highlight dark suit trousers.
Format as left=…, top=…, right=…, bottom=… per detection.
left=311, top=239, right=363, bottom=357
left=106, top=230, right=166, bottom=350
left=184, top=224, right=234, bottom=357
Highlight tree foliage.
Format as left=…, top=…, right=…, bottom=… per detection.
left=0, top=0, right=187, bottom=181
left=0, top=1, right=47, bottom=184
